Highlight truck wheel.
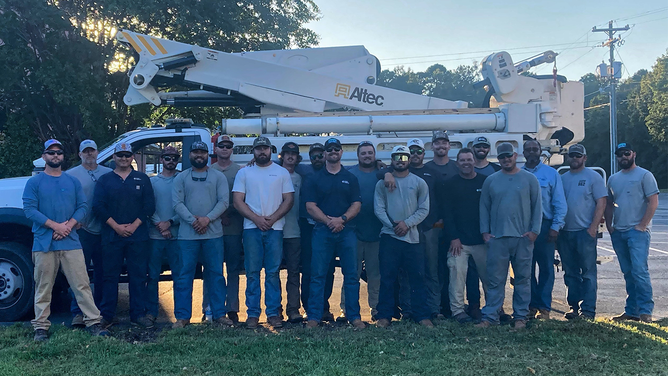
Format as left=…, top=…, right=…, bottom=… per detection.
left=0, top=242, right=33, bottom=322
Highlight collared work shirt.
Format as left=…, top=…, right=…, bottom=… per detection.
left=522, top=162, right=567, bottom=232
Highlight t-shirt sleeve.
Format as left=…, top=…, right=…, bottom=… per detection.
left=641, top=171, right=660, bottom=198
left=231, top=168, right=246, bottom=193
left=282, top=170, right=295, bottom=194
left=591, top=172, right=608, bottom=200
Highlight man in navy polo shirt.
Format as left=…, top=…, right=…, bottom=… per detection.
left=304, top=138, right=365, bottom=329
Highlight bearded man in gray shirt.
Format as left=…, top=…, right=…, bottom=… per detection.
left=476, top=143, right=542, bottom=330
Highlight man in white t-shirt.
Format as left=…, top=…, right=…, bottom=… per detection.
left=233, top=136, right=294, bottom=329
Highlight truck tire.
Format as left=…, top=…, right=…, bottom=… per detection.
left=0, top=242, right=33, bottom=322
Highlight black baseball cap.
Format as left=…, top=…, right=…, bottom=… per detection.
left=309, top=143, right=324, bottom=153
left=324, top=138, right=342, bottom=149
left=473, top=136, right=490, bottom=147
left=253, top=136, right=272, bottom=148
left=281, top=142, right=299, bottom=154
left=615, top=142, right=633, bottom=154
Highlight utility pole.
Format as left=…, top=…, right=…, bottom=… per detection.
left=593, top=21, right=629, bottom=175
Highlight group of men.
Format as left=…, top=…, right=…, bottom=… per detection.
left=23, top=130, right=659, bottom=340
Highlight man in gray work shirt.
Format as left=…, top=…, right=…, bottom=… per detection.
left=476, top=143, right=542, bottom=330
left=65, top=139, right=111, bottom=327
left=172, top=141, right=232, bottom=328
left=374, top=146, right=433, bottom=328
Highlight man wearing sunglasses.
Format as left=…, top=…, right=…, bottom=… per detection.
left=522, top=139, right=567, bottom=320
left=146, top=146, right=181, bottom=326
left=93, top=142, right=155, bottom=328
left=605, top=142, right=659, bottom=323
left=65, top=140, right=111, bottom=328
left=304, top=138, right=365, bottom=329
left=477, top=143, right=542, bottom=330
left=209, top=135, right=243, bottom=324
left=472, top=136, right=501, bottom=177
left=558, top=144, right=606, bottom=320
left=23, top=139, right=109, bottom=341
left=172, top=141, right=232, bottom=328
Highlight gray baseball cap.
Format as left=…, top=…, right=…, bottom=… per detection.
left=473, top=136, right=491, bottom=147
left=79, top=139, right=97, bottom=152
left=432, top=131, right=449, bottom=142
left=496, top=142, right=515, bottom=156
left=190, top=141, right=209, bottom=152
left=253, top=136, right=272, bottom=148
left=568, top=144, right=586, bottom=155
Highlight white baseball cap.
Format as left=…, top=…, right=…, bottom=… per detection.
left=407, top=138, right=425, bottom=149
left=391, top=145, right=410, bottom=155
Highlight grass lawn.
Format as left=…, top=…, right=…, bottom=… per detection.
left=0, top=318, right=667, bottom=376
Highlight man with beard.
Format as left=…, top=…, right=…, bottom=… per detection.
left=233, top=137, right=294, bottom=329
left=476, top=143, right=541, bottom=330
left=374, top=146, right=433, bottom=328
left=522, top=139, right=567, bottom=320
left=65, top=140, right=111, bottom=327
left=208, top=135, right=243, bottom=323
left=146, top=146, right=180, bottom=326
left=278, top=142, right=305, bottom=323
left=472, top=136, right=501, bottom=176
left=172, top=141, right=231, bottom=328
left=93, top=142, right=155, bottom=328
left=606, top=142, right=659, bottom=323
left=558, top=144, right=606, bottom=320
left=304, top=138, right=364, bottom=329
left=23, top=139, right=109, bottom=341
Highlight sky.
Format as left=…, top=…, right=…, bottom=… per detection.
left=305, top=0, right=668, bottom=84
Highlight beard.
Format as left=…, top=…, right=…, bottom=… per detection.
left=46, top=161, right=62, bottom=168
left=475, top=150, right=488, bottom=160
left=619, top=156, right=635, bottom=169
left=190, top=158, right=207, bottom=169
left=256, top=154, right=270, bottom=165
left=393, top=164, right=408, bottom=172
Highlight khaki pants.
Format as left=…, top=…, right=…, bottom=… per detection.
left=32, top=250, right=102, bottom=330
left=447, top=244, right=488, bottom=316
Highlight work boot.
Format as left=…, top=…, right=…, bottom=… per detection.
left=467, top=307, right=482, bottom=322
left=227, top=311, right=239, bottom=324
left=305, top=320, right=319, bottom=329
left=214, top=316, right=234, bottom=326
left=336, top=312, right=348, bottom=323
left=640, top=314, right=653, bottom=323
left=145, top=314, right=157, bottom=325
left=322, top=312, right=335, bottom=322
left=536, top=309, right=550, bottom=320
left=580, top=313, right=595, bottom=321
left=376, top=319, right=391, bottom=328
left=88, top=323, right=111, bottom=337
left=475, top=320, right=491, bottom=328
left=288, top=312, right=304, bottom=323
left=34, top=329, right=48, bottom=342
left=431, top=312, right=446, bottom=321
left=132, top=316, right=154, bottom=328
left=564, top=309, right=579, bottom=320
left=172, top=319, right=190, bottom=329
left=528, top=307, right=538, bottom=320
left=71, top=314, right=85, bottom=328
left=611, top=313, right=640, bottom=322
left=419, top=319, right=435, bottom=328
left=513, top=319, right=527, bottom=330
left=246, top=317, right=259, bottom=329
left=351, top=319, right=366, bottom=329
left=454, top=312, right=473, bottom=324
left=100, top=317, right=116, bottom=329
left=267, top=316, right=283, bottom=328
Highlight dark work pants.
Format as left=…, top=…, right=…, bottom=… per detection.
left=466, top=257, right=482, bottom=310
left=100, top=240, right=149, bottom=321
left=70, top=229, right=104, bottom=316
left=438, top=235, right=452, bottom=317
left=299, top=218, right=335, bottom=315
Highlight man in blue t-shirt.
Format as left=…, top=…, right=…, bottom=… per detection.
left=23, top=139, right=109, bottom=341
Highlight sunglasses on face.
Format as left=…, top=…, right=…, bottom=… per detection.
left=359, top=141, right=373, bottom=147
left=392, top=154, right=409, bottom=162
left=325, top=147, right=341, bottom=153
left=568, top=153, right=584, bottom=159
left=498, top=153, right=513, bottom=160
left=474, top=144, right=490, bottom=149
left=616, top=151, right=632, bottom=157
left=44, top=150, right=64, bottom=156
left=310, top=153, right=324, bottom=160
left=217, top=143, right=233, bottom=149
left=162, top=155, right=179, bottom=162
left=409, top=148, right=424, bottom=155
left=115, top=153, right=133, bottom=159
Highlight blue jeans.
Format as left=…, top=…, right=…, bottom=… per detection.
left=530, top=220, right=556, bottom=311
left=174, top=238, right=226, bottom=321
left=610, top=229, right=653, bottom=316
left=299, top=218, right=335, bottom=314
left=482, top=236, right=533, bottom=323
left=202, top=234, right=243, bottom=314
left=70, top=229, right=104, bottom=316
left=308, top=225, right=360, bottom=322
left=557, top=230, right=598, bottom=316
left=101, top=240, right=148, bottom=321
left=377, top=235, right=429, bottom=322
left=146, top=239, right=179, bottom=317
left=243, top=229, right=283, bottom=318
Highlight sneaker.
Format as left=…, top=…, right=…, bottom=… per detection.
left=475, top=320, right=491, bottom=328
left=454, top=312, right=473, bottom=324
left=611, top=313, right=640, bottom=322
left=564, top=310, right=579, bottom=320
left=536, top=309, right=550, bottom=320
left=227, top=311, right=239, bottom=324
left=322, top=312, right=335, bottom=322
left=214, top=316, right=234, bottom=326
left=305, top=320, right=319, bottom=329
left=71, top=314, right=85, bottom=328
left=640, top=314, right=653, bottom=323
left=513, top=319, right=527, bottom=329
left=132, top=316, right=154, bottom=328
left=246, top=317, right=259, bottom=329
left=288, top=312, right=304, bottom=323
left=172, top=319, right=190, bottom=329
left=267, top=316, right=283, bottom=328
left=351, top=319, right=366, bottom=329
left=580, top=313, right=595, bottom=321
left=376, top=318, right=391, bottom=328
left=419, top=319, right=435, bottom=328
left=528, top=307, right=538, bottom=320
left=34, top=329, right=48, bottom=342
left=100, top=317, right=115, bottom=329
left=88, top=323, right=111, bottom=337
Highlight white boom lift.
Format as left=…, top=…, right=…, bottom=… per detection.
left=116, top=30, right=584, bottom=164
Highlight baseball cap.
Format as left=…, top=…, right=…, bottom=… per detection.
left=391, top=145, right=410, bottom=155
left=114, top=142, right=133, bottom=154
left=43, top=139, right=63, bottom=152
left=190, top=141, right=209, bottom=152
left=161, top=146, right=180, bottom=156
left=79, top=139, right=97, bottom=152
left=568, top=144, right=586, bottom=156
left=432, top=131, right=449, bottom=142
left=615, top=142, right=633, bottom=154
left=217, top=134, right=234, bottom=145
left=324, top=138, right=342, bottom=149
left=253, top=136, right=272, bottom=148
left=496, top=142, right=515, bottom=157
left=309, top=143, right=325, bottom=153
left=281, top=142, right=300, bottom=154
left=473, top=136, right=491, bottom=147
left=407, top=138, right=425, bottom=149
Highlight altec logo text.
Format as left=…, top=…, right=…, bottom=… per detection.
left=335, top=83, right=384, bottom=106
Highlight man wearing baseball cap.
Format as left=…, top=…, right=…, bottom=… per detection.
left=477, top=143, right=542, bottom=329
left=472, top=136, right=501, bottom=176
left=606, top=142, right=659, bottom=323
left=93, top=142, right=155, bottom=328
left=374, top=146, right=433, bottom=328
left=23, top=139, right=109, bottom=341
left=233, top=136, right=295, bottom=329
left=65, top=139, right=112, bottom=327
left=558, top=144, right=607, bottom=320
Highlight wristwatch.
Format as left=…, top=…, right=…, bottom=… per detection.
left=341, top=215, right=348, bottom=223
left=168, top=219, right=174, bottom=225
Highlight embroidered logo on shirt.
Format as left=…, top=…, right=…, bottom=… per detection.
left=476, top=189, right=482, bottom=192
left=341, top=180, right=350, bottom=184
left=134, top=177, right=142, bottom=181
left=136, top=185, right=141, bottom=190
left=578, top=180, right=586, bottom=187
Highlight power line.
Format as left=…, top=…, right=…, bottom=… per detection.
left=613, top=6, right=668, bottom=22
